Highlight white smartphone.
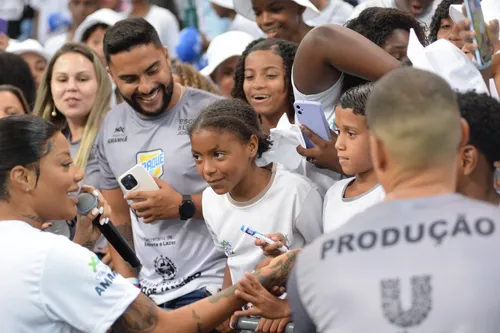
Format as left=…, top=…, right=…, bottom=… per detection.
left=294, top=100, right=332, bottom=148
left=118, top=164, right=159, bottom=195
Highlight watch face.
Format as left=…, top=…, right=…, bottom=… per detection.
left=180, top=201, right=196, bottom=219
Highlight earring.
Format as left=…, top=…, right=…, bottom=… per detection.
left=26, top=188, right=30, bottom=192
left=51, top=108, right=57, bottom=117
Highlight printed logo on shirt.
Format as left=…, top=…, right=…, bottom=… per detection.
left=88, top=255, right=118, bottom=296
left=141, top=271, right=202, bottom=297
left=220, top=240, right=236, bottom=257
left=88, top=255, right=99, bottom=273
left=137, top=149, right=165, bottom=177
left=108, top=126, right=127, bottom=144
left=177, top=118, right=195, bottom=135
left=144, top=235, right=176, bottom=247
left=381, top=275, right=432, bottom=331
left=154, top=255, right=177, bottom=281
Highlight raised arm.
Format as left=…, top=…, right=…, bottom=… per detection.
left=113, top=250, right=299, bottom=333
left=293, top=24, right=400, bottom=95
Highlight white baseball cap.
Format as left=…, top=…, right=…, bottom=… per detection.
left=200, top=30, right=255, bottom=76
left=233, top=0, right=320, bottom=21
left=73, top=8, right=123, bottom=43
left=6, top=39, right=50, bottom=61
left=449, top=0, right=500, bottom=39
left=210, top=0, right=234, bottom=9
left=407, top=29, right=489, bottom=94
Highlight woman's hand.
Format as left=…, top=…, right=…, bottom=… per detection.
left=73, top=186, right=111, bottom=249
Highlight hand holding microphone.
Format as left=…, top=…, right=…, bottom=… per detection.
left=76, top=186, right=142, bottom=268
left=73, top=185, right=110, bottom=247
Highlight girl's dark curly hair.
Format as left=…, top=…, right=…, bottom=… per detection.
left=429, top=0, right=464, bottom=43
left=231, top=38, right=298, bottom=121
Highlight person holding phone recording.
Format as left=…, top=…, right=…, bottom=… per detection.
left=98, top=18, right=226, bottom=309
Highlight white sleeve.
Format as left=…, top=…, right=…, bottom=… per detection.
left=40, top=238, right=140, bottom=333
left=294, top=187, right=324, bottom=245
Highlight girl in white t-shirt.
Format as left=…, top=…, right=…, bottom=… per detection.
left=189, top=98, right=323, bottom=288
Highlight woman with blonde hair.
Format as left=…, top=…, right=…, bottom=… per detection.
left=34, top=43, right=111, bottom=187
left=34, top=43, right=111, bottom=249
left=171, top=60, right=221, bottom=95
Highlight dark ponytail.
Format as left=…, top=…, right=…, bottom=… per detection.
left=189, top=99, right=272, bottom=158
left=0, top=115, right=58, bottom=200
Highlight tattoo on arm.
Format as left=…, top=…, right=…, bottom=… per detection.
left=23, top=214, right=43, bottom=224
left=191, top=308, right=202, bottom=333
left=113, top=294, right=159, bottom=333
left=207, top=285, right=237, bottom=304
left=82, top=241, right=95, bottom=250
left=254, top=252, right=297, bottom=290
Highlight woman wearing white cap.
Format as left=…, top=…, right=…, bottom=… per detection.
left=6, top=39, right=49, bottom=89
left=200, top=30, right=255, bottom=97
left=233, top=0, right=321, bottom=44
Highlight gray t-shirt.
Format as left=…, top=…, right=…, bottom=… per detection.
left=68, top=137, right=100, bottom=188
left=97, top=87, right=226, bottom=304
left=288, top=194, right=500, bottom=333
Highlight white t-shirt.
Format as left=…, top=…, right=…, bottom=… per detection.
left=0, top=220, right=140, bottom=333
left=349, top=0, right=442, bottom=27
left=123, top=5, right=180, bottom=59
left=29, top=0, right=71, bottom=44
left=323, top=177, right=385, bottom=233
left=202, top=164, right=323, bottom=283
left=306, top=0, right=354, bottom=26
left=0, top=0, right=24, bottom=21
left=257, top=115, right=341, bottom=197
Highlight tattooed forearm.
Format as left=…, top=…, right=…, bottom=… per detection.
left=116, top=223, right=135, bottom=249
left=254, top=252, right=297, bottom=290
left=23, top=214, right=44, bottom=224
left=191, top=308, right=202, bottom=333
left=113, top=294, right=158, bottom=333
left=208, top=285, right=237, bottom=304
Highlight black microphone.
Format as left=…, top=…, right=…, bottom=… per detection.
left=76, top=192, right=141, bottom=268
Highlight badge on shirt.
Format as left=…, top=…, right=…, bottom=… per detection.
left=137, top=149, right=165, bottom=177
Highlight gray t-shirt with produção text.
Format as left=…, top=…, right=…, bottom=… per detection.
left=288, top=194, right=500, bottom=333
left=97, top=87, right=226, bottom=305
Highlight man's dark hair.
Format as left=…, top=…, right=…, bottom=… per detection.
left=82, top=23, right=110, bottom=43
left=231, top=38, right=297, bottom=121
left=429, top=0, right=464, bottom=43
left=346, top=7, right=428, bottom=50
left=103, top=18, right=163, bottom=63
left=456, top=91, right=500, bottom=169
left=189, top=99, right=272, bottom=158
left=337, top=83, right=374, bottom=116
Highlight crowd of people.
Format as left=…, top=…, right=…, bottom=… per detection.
left=0, top=0, right=499, bottom=333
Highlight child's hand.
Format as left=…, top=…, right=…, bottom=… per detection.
left=254, top=317, right=292, bottom=333
left=232, top=273, right=291, bottom=320
left=255, top=233, right=287, bottom=258
left=0, top=33, right=9, bottom=52
left=296, top=124, right=342, bottom=173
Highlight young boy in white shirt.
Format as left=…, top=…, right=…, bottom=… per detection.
left=323, top=83, right=385, bottom=232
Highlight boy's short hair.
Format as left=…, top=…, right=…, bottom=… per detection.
left=103, top=18, right=163, bottom=63
left=366, top=68, right=461, bottom=168
left=337, top=83, right=374, bottom=116
left=456, top=91, right=500, bottom=169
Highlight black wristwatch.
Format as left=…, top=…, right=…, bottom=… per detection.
left=179, top=194, right=196, bottom=220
